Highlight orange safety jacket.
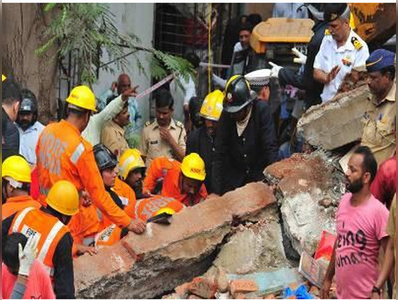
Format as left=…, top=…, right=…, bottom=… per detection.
left=143, top=157, right=208, bottom=206
left=135, top=195, right=184, bottom=222
left=70, top=178, right=137, bottom=247
left=2, top=195, right=41, bottom=220
left=8, top=207, right=70, bottom=277
left=35, top=120, right=131, bottom=228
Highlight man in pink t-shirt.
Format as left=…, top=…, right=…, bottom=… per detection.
left=2, top=233, right=55, bottom=299
left=321, top=146, right=389, bottom=299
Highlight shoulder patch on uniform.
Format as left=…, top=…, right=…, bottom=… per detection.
left=145, top=120, right=153, bottom=127
left=175, top=120, right=184, bottom=128
left=351, top=36, right=363, bottom=50
left=324, top=29, right=331, bottom=35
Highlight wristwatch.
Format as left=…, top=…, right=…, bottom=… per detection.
left=372, top=286, right=381, bottom=295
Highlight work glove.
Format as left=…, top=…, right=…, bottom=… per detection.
left=292, top=47, right=307, bottom=65
left=18, top=234, right=40, bottom=276
left=269, top=62, right=283, bottom=78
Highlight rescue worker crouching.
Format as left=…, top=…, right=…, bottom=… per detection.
left=119, top=148, right=147, bottom=199
left=70, top=144, right=146, bottom=247
left=143, top=153, right=208, bottom=207
left=2, top=155, right=41, bottom=218
left=2, top=180, right=80, bottom=299
left=118, top=148, right=185, bottom=222
left=35, top=85, right=141, bottom=235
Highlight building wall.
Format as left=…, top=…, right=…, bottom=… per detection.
left=92, top=3, right=155, bottom=125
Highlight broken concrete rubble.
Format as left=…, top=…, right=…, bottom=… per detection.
left=188, top=277, right=218, bottom=299
left=74, top=149, right=346, bottom=298
left=209, top=204, right=290, bottom=275
left=74, top=182, right=276, bottom=299
left=166, top=268, right=303, bottom=299
left=264, top=151, right=345, bottom=256
left=297, top=83, right=370, bottom=150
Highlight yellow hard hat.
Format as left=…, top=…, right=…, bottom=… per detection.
left=46, top=181, right=79, bottom=216
left=2, top=155, right=32, bottom=184
left=180, top=153, right=206, bottom=181
left=2, top=75, right=6, bottom=82
left=156, top=207, right=175, bottom=216
left=200, top=90, right=224, bottom=121
left=66, top=85, right=97, bottom=112
left=119, top=149, right=146, bottom=180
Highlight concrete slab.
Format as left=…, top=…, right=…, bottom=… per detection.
left=297, top=84, right=370, bottom=150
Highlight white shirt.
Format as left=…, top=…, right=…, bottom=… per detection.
left=314, top=30, right=369, bottom=102
left=169, top=75, right=197, bottom=123
left=272, top=3, right=309, bottom=19
left=82, top=94, right=125, bottom=146
left=17, top=121, right=45, bottom=165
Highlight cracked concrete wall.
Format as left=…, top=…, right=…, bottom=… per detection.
left=75, top=183, right=276, bottom=299
left=210, top=204, right=290, bottom=275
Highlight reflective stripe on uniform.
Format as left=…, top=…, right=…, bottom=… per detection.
left=37, top=221, right=64, bottom=263
left=12, top=207, right=35, bottom=233
left=70, top=143, right=85, bottom=165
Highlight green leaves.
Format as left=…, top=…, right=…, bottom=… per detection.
left=37, top=3, right=195, bottom=85
left=44, top=3, right=56, bottom=12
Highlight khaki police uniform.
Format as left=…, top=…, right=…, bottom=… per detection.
left=361, top=82, right=396, bottom=165
left=139, top=118, right=186, bottom=167
left=101, top=120, right=129, bottom=159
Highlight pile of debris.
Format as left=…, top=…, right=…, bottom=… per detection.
left=163, top=269, right=336, bottom=299
left=74, top=150, right=343, bottom=299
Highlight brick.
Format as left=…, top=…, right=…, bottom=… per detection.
left=229, top=279, right=258, bottom=295
left=175, top=282, right=191, bottom=299
left=188, top=277, right=217, bottom=299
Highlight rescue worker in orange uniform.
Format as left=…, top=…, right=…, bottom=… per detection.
left=71, top=144, right=146, bottom=247
left=2, top=180, right=80, bottom=299
left=2, top=155, right=41, bottom=220
left=118, top=148, right=147, bottom=199
left=143, top=153, right=208, bottom=207
left=35, top=85, right=144, bottom=234
left=118, top=148, right=185, bottom=221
